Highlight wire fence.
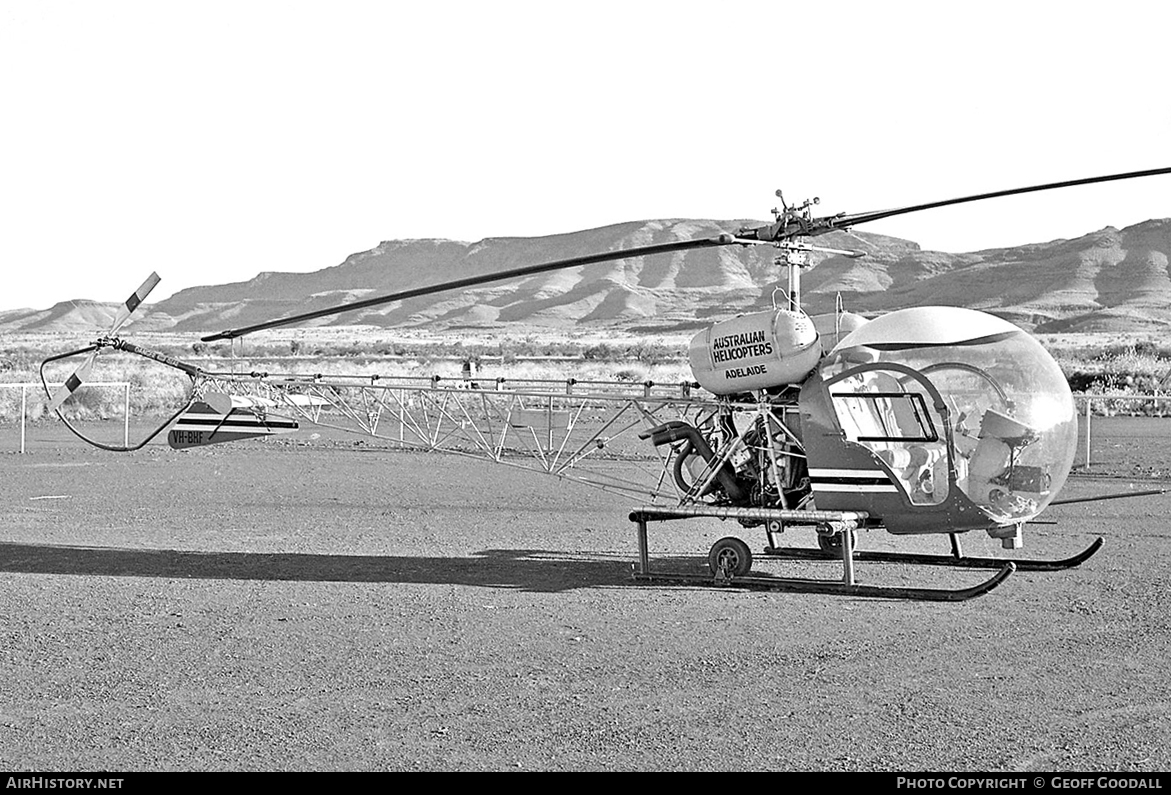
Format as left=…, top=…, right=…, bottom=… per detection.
left=1072, top=394, right=1171, bottom=478
left=0, top=382, right=131, bottom=453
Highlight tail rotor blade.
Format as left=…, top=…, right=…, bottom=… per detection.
left=47, top=351, right=97, bottom=413
left=109, top=272, right=161, bottom=335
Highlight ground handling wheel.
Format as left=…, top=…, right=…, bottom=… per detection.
left=708, top=536, right=753, bottom=579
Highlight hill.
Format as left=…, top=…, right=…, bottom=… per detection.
left=4, top=218, right=1171, bottom=335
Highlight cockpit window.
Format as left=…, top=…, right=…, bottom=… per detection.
left=830, top=391, right=939, bottom=443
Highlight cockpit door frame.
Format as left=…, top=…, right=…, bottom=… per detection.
left=822, top=361, right=958, bottom=501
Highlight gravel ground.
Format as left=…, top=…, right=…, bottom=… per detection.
left=1, top=421, right=1169, bottom=771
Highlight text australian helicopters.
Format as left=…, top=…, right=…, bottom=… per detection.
left=40, top=167, right=1171, bottom=601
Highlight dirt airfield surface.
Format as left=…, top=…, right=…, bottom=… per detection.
left=1, top=420, right=1170, bottom=772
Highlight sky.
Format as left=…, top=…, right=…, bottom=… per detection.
left=2, top=0, right=1170, bottom=311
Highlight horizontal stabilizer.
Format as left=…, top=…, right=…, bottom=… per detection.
left=168, top=401, right=299, bottom=449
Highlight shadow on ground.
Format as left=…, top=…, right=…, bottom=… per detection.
left=0, top=542, right=716, bottom=593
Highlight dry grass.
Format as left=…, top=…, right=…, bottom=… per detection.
left=6, top=328, right=1171, bottom=422
left=0, top=330, right=695, bottom=422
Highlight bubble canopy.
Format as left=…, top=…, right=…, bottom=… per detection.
left=827, top=307, right=1077, bottom=524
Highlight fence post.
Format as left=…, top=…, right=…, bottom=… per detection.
left=1084, top=398, right=1092, bottom=470
left=124, top=383, right=130, bottom=448
left=398, top=388, right=405, bottom=442
left=20, top=385, right=26, bottom=455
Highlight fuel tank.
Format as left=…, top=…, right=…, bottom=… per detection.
left=688, top=309, right=821, bottom=395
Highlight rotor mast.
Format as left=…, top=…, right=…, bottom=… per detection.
left=768, top=190, right=867, bottom=314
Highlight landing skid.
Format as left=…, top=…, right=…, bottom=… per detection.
left=763, top=533, right=1104, bottom=572
left=628, top=506, right=1013, bottom=601
left=630, top=565, right=1015, bottom=601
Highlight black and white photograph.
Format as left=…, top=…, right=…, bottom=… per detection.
left=2, top=0, right=1170, bottom=775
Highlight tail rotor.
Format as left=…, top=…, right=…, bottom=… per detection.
left=44, top=272, right=160, bottom=413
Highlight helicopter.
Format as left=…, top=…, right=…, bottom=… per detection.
left=40, top=166, right=1171, bottom=601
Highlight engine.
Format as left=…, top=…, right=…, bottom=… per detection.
left=644, top=309, right=869, bottom=509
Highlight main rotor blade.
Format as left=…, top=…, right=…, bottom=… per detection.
left=203, top=165, right=1171, bottom=340
left=201, top=235, right=739, bottom=341
left=816, top=166, right=1171, bottom=235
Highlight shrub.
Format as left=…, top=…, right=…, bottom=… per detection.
left=583, top=343, right=621, bottom=362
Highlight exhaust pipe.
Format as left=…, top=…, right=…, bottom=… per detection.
left=639, top=420, right=748, bottom=502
